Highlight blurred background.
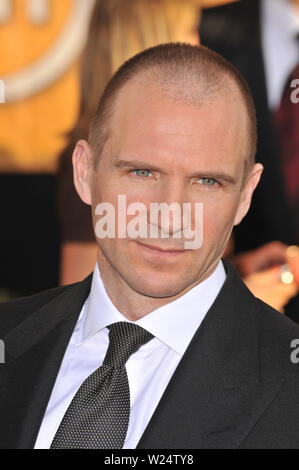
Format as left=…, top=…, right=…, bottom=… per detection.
left=0, top=0, right=95, bottom=299
left=0, top=0, right=298, bottom=321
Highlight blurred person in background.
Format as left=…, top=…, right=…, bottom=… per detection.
left=58, top=0, right=298, bottom=313
left=201, top=0, right=299, bottom=321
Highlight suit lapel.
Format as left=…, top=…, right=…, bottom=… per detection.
left=0, top=274, right=92, bottom=449
left=137, top=260, right=284, bottom=449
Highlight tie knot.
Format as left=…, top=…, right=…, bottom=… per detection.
left=103, top=322, right=154, bottom=368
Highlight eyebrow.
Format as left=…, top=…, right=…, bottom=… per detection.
left=114, top=159, right=237, bottom=185
left=114, top=159, right=163, bottom=172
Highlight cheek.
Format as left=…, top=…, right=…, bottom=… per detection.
left=201, top=197, right=238, bottom=240
left=92, top=175, right=120, bottom=206
left=93, top=171, right=151, bottom=205
left=120, top=183, right=155, bottom=207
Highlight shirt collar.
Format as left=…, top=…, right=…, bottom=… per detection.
left=75, top=260, right=226, bottom=356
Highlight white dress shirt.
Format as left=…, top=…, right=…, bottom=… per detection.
left=261, top=0, right=299, bottom=111
left=34, top=259, right=226, bottom=449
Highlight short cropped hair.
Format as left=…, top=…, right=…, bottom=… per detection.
left=89, top=43, right=257, bottom=175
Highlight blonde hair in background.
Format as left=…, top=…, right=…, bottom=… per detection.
left=72, top=0, right=202, bottom=141
left=108, top=0, right=201, bottom=72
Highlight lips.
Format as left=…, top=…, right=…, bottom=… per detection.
left=134, top=241, right=188, bottom=255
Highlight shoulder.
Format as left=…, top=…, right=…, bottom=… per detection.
left=222, top=259, right=299, bottom=379
left=254, top=297, right=299, bottom=379
left=256, top=296, right=299, bottom=342
left=0, top=281, right=84, bottom=337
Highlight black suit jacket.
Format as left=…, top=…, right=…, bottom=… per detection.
left=1, top=259, right=299, bottom=449
left=200, top=0, right=299, bottom=323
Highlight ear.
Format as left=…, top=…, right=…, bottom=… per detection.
left=72, top=140, right=94, bottom=206
left=233, top=163, right=263, bottom=226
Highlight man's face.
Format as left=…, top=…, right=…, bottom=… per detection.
left=82, top=79, right=261, bottom=298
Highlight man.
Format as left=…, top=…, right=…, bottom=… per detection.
left=200, top=0, right=299, bottom=321
left=1, top=43, right=299, bottom=449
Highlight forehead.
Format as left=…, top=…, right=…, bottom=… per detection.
left=108, top=79, right=248, bottom=173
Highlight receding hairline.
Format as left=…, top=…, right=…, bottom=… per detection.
left=88, top=43, right=257, bottom=179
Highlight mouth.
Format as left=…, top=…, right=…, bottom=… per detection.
left=134, top=241, right=189, bottom=257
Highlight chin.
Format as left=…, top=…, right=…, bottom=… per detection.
left=124, top=269, right=193, bottom=299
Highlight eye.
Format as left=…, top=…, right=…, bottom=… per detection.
left=197, top=177, right=218, bottom=187
left=132, top=169, right=152, bottom=178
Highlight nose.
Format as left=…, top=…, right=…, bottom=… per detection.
left=149, top=178, right=187, bottom=237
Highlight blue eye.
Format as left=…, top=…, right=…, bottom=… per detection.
left=134, top=169, right=151, bottom=178
left=198, top=177, right=217, bottom=186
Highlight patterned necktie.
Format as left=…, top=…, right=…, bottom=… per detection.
left=274, top=39, right=299, bottom=240
left=50, top=322, right=153, bottom=449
